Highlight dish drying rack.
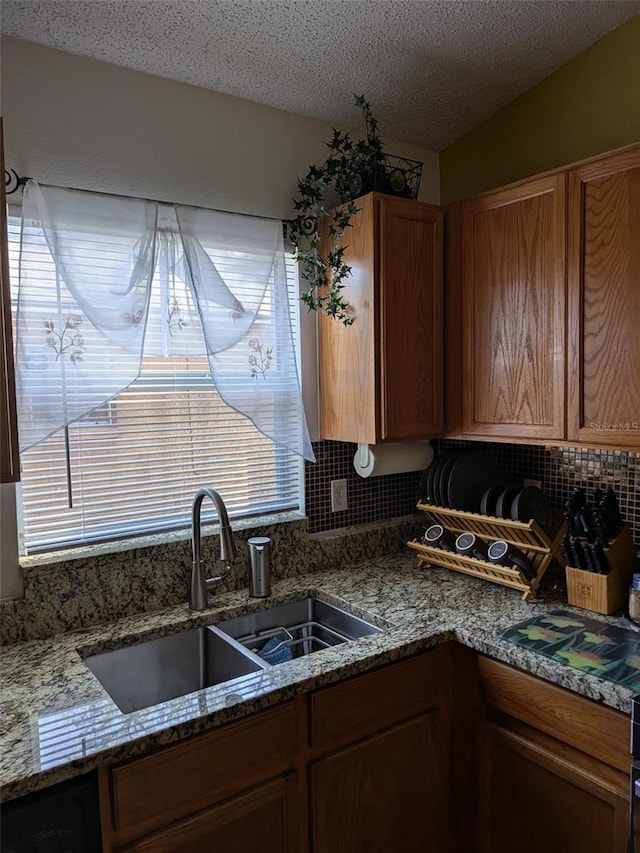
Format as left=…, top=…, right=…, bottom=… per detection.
left=408, top=502, right=567, bottom=601
left=240, top=620, right=351, bottom=659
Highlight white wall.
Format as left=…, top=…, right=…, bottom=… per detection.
left=1, top=35, right=439, bottom=430
left=0, top=36, right=440, bottom=596
left=0, top=37, right=439, bottom=214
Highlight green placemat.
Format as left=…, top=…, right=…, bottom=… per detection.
left=499, top=609, right=640, bottom=691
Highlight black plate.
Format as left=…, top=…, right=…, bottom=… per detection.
left=418, top=459, right=435, bottom=502
left=425, top=455, right=444, bottom=505
left=480, top=483, right=505, bottom=517
left=447, top=451, right=502, bottom=513
left=496, top=485, right=522, bottom=520
left=417, top=465, right=430, bottom=502
left=436, top=452, right=460, bottom=509
left=512, top=485, right=553, bottom=530
left=431, top=454, right=447, bottom=506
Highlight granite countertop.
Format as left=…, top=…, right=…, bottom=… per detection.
left=0, top=553, right=634, bottom=801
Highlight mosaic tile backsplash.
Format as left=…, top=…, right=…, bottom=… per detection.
left=2, top=438, right=636, bottom=645
left=305, top=441, right=422, bottom=534
left=306, top=439, right=639, bottom=546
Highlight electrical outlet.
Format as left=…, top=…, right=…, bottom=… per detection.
left=523, top=478, right=542, bottom=489
left=330, top=479, right=348, bottom=512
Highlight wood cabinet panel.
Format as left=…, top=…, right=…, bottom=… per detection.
left=443, top=201, right=465, bottom=437
left=101, top=650, right=451, bottom=853
left=462, top=174, right=566, bottom=440
left=318, top=192, right=443, bottom=443
left=568, top=146, right=640, bottom=447
left=379, top=195, right=443, bottom=440
left=1, top=118, right=19, bottom=483
left=310, top=645, right=448, bottom=755
left=477, top=655, right=629, bottom=773
left=318, top=193, right=377, bottom=444
left=477, top=722, right=628, bottom=853
left=311, top=712, right=449, bottom=853
left=108, top=702, right=297, bottom=841
left=122, top=775, right=297, bottom=853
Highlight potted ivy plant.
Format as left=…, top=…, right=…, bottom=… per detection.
left=289, top=95, right=386, bottom=326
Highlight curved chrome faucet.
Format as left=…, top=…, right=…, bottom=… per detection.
left=190, top=488, right=237, bottom=611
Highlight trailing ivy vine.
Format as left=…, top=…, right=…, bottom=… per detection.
left=289, top=95, right=385, bottom=326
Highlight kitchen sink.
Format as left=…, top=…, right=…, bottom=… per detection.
left=215, top=595, right=383, bottom=662
left=84, top=626, right=266, bottom=714
left=84, top=596, right=384, bottom=714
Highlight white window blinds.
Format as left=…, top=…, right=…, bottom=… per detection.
left=9, top=217, right=304, bottom=553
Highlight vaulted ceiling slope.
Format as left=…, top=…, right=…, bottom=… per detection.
left=2, top=1, right=639, bottom=150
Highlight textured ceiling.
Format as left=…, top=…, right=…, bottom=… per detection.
left=2, top=1, right=639, bottom=150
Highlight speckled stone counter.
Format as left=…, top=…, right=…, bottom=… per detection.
left=0, top=515, right=419, bottom=644
left=1, top=553, right=634, bottom=801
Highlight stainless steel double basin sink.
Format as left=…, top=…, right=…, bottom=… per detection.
left=84, top=596, right=383, bottom=714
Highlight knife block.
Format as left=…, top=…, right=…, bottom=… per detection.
left=565, top=526, right=636, bottom=615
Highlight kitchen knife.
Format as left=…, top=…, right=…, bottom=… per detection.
left=598, top=497, right=618, bottom=536
left=581, top=541, right=596, bottom=573
left=592, top=508, right=609, bottom=547
left=560, top=534, right=573, bottom=566
left=592, top=540, right=610, bottom=574
left=604, top=488, right=623, bottom=528
left=578, top=507, right=596, bottom=543
left=568, top=536, right=585, bottom=569
left=563, top=507, right=579, bottom=537
left=571, top=487, right=587, bottom=511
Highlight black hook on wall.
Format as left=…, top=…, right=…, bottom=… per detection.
left=5, top=168, right=29, bottom=195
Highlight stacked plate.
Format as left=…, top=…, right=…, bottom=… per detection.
left=481, top=483, right=553, bottom=530
left=420, top=450, right=502, bottom=513
left=418, top=452, right=553, bottom=530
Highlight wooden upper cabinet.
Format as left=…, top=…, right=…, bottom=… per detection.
left=461, top=174, right=566, bottom=441
left=318, top=192, right=443, bottom=444
left=1, top=118, right=20, bottom=483
left=567, top=146, right=640, bottom=448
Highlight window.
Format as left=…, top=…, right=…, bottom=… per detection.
left=8, top=216, right=305, bottom=554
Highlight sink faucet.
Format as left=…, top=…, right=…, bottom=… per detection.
left=190, top=488, right=237, bottom=611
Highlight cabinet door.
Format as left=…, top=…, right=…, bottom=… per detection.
left=462, top=174, right=566, bottom=440
left=379, top=195, right=443, bottom=440
left=318, top=193, right=443, bottom=444
left=311, top=711, right=450, bottom=853
left=1, top=118, right=19, bottom=483
left=105, top=701, right=297, bottom=844
left=318, top=193, right=377, bottom=444
left=567, top=146, right=640, bottom=447
left=121, top=775, right=297, bottom=853
left=477, top=722, right=628, bottom=853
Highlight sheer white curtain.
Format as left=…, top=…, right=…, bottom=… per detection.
left=15, top=181, right=314, bottom=462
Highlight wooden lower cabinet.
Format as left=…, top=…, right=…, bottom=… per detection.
left=100, top=650, right=452, bottom=853
left=477, top=656, right=630, bottom=853
left=99, top=647, right=631, bottom=853
left=99, top=701, right=301, bottom=851
left=121, top=775, right=297, bottom=853
left=311, top=710, right=449, bottom=853
left=477, top=722, right=628, bottom=853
